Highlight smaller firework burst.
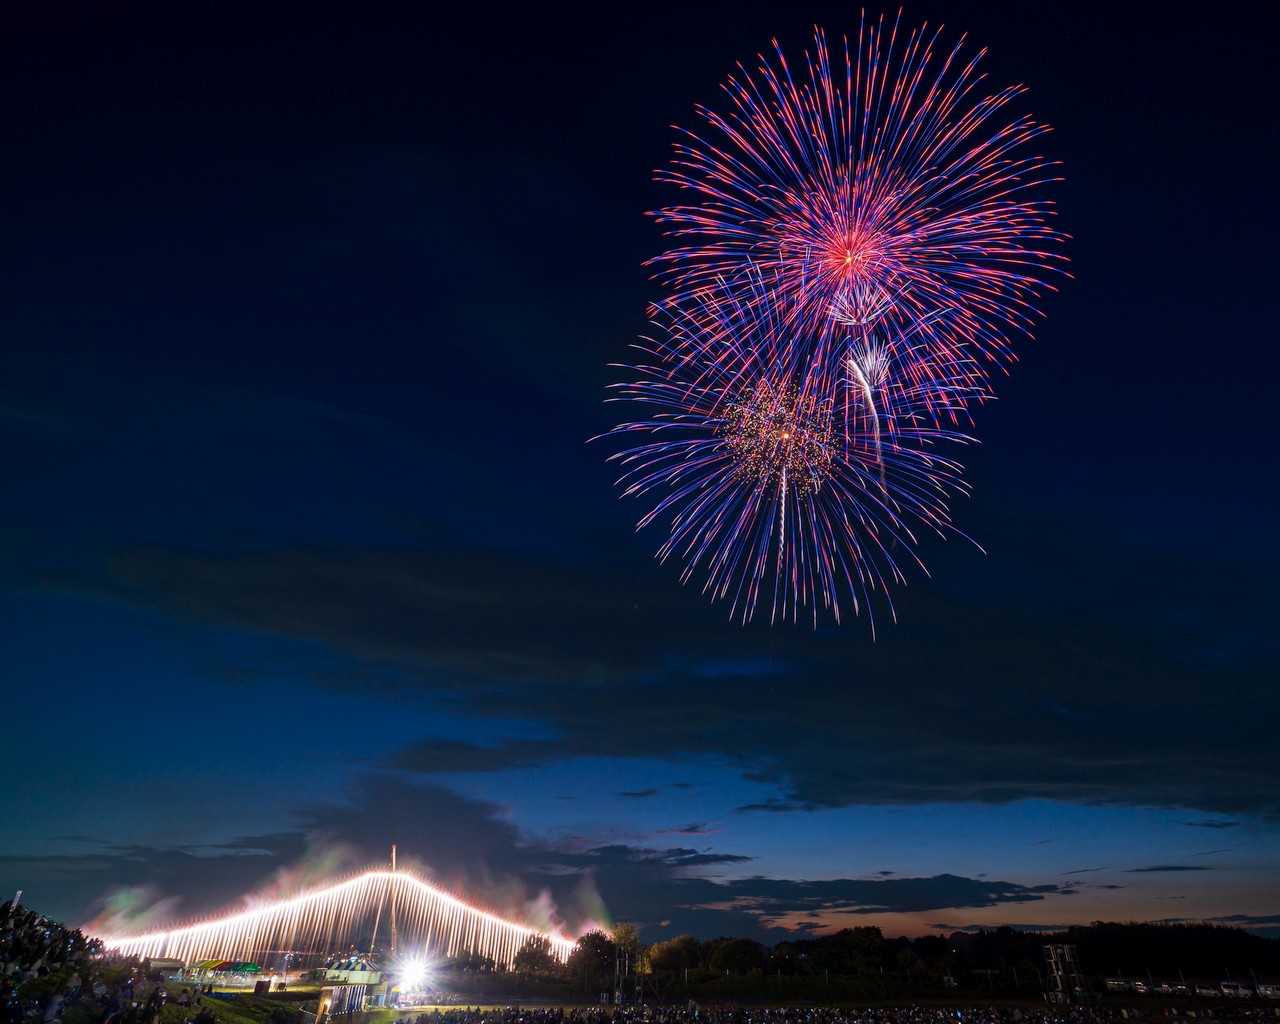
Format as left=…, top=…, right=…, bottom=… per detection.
left=827, top=277, right=897, bottom=329
left=719, top=377, right=835, bottom=497
left=604, top=277, right=975, bottom=628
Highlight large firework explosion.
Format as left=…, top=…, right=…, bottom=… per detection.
left=650, top=14, right=1066, bottom=398
left=607, top=276, right=975, bottom=629
left=606, top=14, right=1064, bottom=626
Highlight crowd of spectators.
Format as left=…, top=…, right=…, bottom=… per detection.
left=1, top=901, right=97, bottom=983
left=1, top=899, right=103, bottom=1023
left=396, top=1006, right=1175, bottom=1024
left=0, top=901, right=201, bottom=1024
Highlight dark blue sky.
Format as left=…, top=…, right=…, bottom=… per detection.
left=2, top=2, right=1276, bottom=945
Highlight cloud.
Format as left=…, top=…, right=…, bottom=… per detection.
left=1205, top=913, right=1280, bottom=927
left=584, top=845, right=750, bottom=870
left=1182, top=819, right=1243, bottom=829
left=0, top=832, right=312, bottom=929
left=389, top=739, right=560, bottom=774
left=580, top=863, right=1075, bottom=941
left=34, top=500, right=1280, bottom=824
left=655, top=823, right=721, bottom=836
left=1124, top=865, right=1211, bottom=873
left=736, top=799, right=807, bottom=813
left=618, top=783, right=699, bottom=801
left=1151, top=912, right=1280, bottom=939
left=934, top=921, right=1074, bottom=934
left=5, top=775, right=1086, bottom=943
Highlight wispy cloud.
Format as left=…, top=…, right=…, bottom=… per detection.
left=45, top=513, right=1275, bottom=824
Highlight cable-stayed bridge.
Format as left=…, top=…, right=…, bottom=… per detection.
left=101, top=867, right=575, bottom=969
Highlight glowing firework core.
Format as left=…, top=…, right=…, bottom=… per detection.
left=720, top=378, right=835, bottom=496
left=816, top=227, right=890, bottom=282
left=774, top=206, right=903, bottom=326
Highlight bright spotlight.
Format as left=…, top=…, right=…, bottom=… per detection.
left=396, top=953, right=429, bottom=993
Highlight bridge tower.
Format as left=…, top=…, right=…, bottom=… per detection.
left=390, top=844, right=397, bottom=957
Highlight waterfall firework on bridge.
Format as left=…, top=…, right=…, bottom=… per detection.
left=99, top=868, right=576, bottom=968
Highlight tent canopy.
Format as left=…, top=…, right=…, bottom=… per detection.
left=191, top=959, right=262, bottom=972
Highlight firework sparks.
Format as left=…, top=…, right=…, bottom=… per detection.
left=605, top=14, right=1063, bottom=626
left=99, top=867, right=575, bottom=969
left=606, top=278, right=974, bottom=629
left=649, top=14, right=1067, bottom=391
left=720, top=377, right=836, bottom=496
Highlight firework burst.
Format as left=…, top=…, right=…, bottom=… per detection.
left=649, top=13, right=1066, bottom=393
left=720, top=375, right=836, bottom=497
left=606, top=278, right=976, bottom=629
left=605, top=14, right=1063, bottom=626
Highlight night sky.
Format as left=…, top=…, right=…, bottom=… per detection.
left=2, top=2, right=1276, bottom=945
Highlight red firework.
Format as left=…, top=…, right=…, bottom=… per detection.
left=649, top=13, right=1067, bottom=399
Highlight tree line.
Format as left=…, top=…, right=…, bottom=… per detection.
left=441, top=921, right=1280, bottom=1002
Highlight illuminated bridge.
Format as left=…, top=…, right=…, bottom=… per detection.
left=101, top=867, right=576, bottom=969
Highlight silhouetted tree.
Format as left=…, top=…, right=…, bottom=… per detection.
left=709, top=937, right=767, bottom=975
left=443, top=948, right=498, bottom=974
left=811, top=926, right=887, bottom=975
left=647, top=934, right=700, bottom=975
left=912, top=934, right=954, bottom=977
left=567, top=930, right=615, bottom=994
left=512, top=936, right=563, bottom=981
